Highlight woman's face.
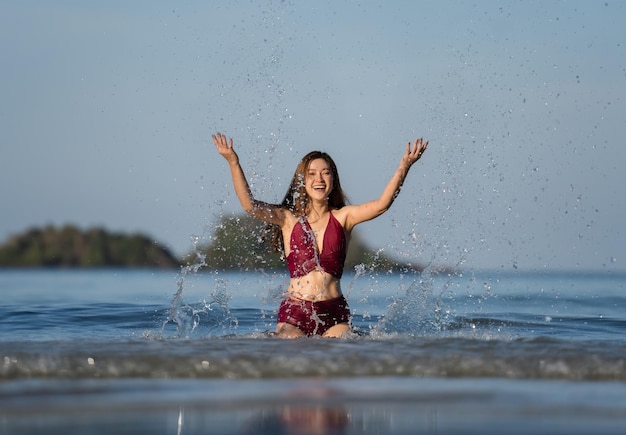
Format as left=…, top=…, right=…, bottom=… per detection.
left=305, top=158, right=334, bottom=201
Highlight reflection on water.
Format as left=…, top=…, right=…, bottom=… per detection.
left=4, top=377, right=626, bottom=435
left=241, top=406, right=349, bottom=435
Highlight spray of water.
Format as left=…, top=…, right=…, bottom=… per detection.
left=163, top=235, right=207, bottom=337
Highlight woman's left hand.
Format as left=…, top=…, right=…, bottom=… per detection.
left=402, top=137, right=429, bottom=168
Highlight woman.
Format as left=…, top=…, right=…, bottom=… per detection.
left=212, top=132, right=428, bottom=338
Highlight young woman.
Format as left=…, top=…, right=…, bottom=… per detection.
left=212, top=132, right=428, bottom=338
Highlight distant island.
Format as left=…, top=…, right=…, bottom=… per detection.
left=0, top=224, right=181, bottom=269
left=0, top=216, right=427, bottom=272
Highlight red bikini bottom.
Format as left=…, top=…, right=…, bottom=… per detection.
left=277, top=295, right=351, bottom=336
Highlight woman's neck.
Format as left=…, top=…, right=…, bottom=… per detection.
left=307, top=202, right=329, bottom=223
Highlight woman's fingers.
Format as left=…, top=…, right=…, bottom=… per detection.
left=212, top=132, right=233, bottom=151
left=406, top=137, right=428, bottom=163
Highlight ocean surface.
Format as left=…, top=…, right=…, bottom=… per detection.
left=1, top=268, right=625, bottom=434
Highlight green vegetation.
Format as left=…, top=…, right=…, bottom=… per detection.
left=0, top=224, right=180, bottom=268
left=192, top=214, right=284, bottom=270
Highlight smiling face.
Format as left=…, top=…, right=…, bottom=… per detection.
left=305, top=158, right=334, bottom=202
left=280, top=151, right=346, bottom=219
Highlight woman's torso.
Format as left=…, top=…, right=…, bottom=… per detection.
left=282, top=209, right=349, bottom=302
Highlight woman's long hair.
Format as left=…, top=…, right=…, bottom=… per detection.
left=265, top=151, right=348, bottom=255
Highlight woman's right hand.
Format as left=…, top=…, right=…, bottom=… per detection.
left=212, top=132, right=239, bottom=165
left=400, top=137, right=428, bottom=169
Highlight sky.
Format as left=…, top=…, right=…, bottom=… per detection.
left=1, top=0, right=625, bottom=273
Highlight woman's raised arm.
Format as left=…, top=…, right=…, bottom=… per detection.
left=343, top=138, right=428, bottom=230
left=212, top=132, right=287, bottom=225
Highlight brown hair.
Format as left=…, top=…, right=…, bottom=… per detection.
left=265, top=151, right=348, bottom=255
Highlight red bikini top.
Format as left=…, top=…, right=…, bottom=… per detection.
left=286, top=212, right=347, bottom=279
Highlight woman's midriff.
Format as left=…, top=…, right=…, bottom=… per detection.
left=286, top=270, right=342, bottom=302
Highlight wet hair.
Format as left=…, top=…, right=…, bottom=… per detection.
left=265, top=151, right=348, bottom=255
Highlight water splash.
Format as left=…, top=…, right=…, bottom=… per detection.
left=164, top=278, right=239, bottom=338
left=371, top=267, right=454, bottom=337
left=201, top=279, right=239, bottom=334
left=164, top=235, right=207, bottom=337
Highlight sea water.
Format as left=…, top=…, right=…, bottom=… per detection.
left=1, top=269, right=625, bottom=434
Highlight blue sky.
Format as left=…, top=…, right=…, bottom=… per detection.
left=1, top=1, right=624, bottom=272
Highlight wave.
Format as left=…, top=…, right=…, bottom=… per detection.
left=2, top=335, right=625, bottom=382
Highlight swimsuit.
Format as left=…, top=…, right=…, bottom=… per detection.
left=286, top=212, right=347, bottom=279
left=280, top=212, right=351, bottom=335
left=277, top=296, right=351, bottom=336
